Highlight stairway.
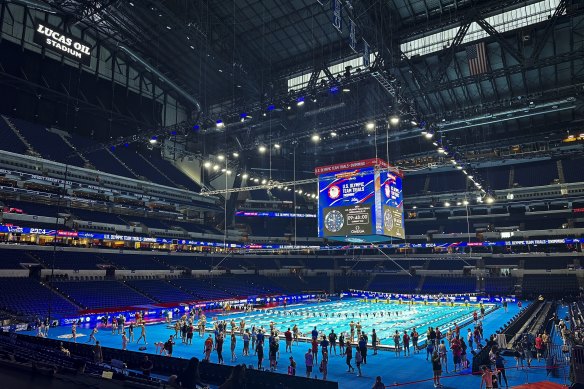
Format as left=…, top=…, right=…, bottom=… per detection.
left=59, top=134, right=91, bottom=166
left=508, top=166, right=515, bottom=188
left=423, top=175, right=431, bottom=193
left=106, top=148, right=139, bottom=177
left=1, top=115, right=40, bottom=157
left=44, top=282, right=85, bottom=309
left=137, top=153, right=179, bottom=187
left=556, top=160, right=565, bottom=183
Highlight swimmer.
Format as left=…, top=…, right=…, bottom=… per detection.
left=86, top=326, right=98, bottom=344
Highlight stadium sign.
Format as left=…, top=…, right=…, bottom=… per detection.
left=34, top=20, right=92, bottom=65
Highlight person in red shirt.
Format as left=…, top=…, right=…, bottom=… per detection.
left=403, top=331, right=410, bottom=356
left=204, top=334, right=213, bottom=362
left=285, top=328, right=293, bottom=353
left=311, top=337, right=319, bottom=364
left=535, top=334, right=544, bottom=361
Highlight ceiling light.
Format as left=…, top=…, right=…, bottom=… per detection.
left=203, top=161, right=211, bottom=168
left=149, top=137, right=157, bottom=144
left=258, top=145, right=266, bottom=153
left=221, top=168, right=226, bottom=172
left=213, top=165, right=220, bottom=171
left=411, top=121, right=418, bottom=126
left=254, top=178, right=259, bottom=183
left=216, top=120, right=224, bottom=128
left=477, top=196, right=483, bottom=203
left=312, top=98, right=317, bottom=102
left=166, top=26, right=171, bottom=30
left=467, top=175, right=473, bottom=179
left=456, top=165, right=463, bottom=170
left=432, top=142, right=438, bottom=146
left=262, top=113, right=267, bottom=116
left=217, top=154, right=225, bottom=161
left=412, top=205, right=417, bottom=209
left=486, top=196, right=495, bottom=204
left=365, top=122, right=375, bottom=130
left=437, top=147, right=445, bottom=154
left=425, top=132, right=434, bottom=139
left=296, top=97, right=305, bottom=106
left=342, top=88, right=350, bottom=92
left=462, top=170, right=468, bottom=175
left=389, top=116, right=400, bottom=126
left=226, top=170, right=232, bottom=175
left=311, top=134, right=320, bottom=142
left=189, top=45, right=194, bottom=50
left=232, top=152, right=239, bottom=158
left=456, top=201, right=462, bottom=206
left=242, top=173, right=248, bottom=179
left=444, top=201, right=451, bottom=207
left=218, top=69, right=223, bottom=73
left=331, top=131, right=337, bottom=137
left=298, top=189, right=303, bottom=194
left=261, top=179, right=267, bottom=184
left=463, top=200, right=469, bottom=206
left=274, top=144, right=281, bottom=149
left=287, top=106, right=292, bottom=110
left=450, top=159, right=457, bottom=164
left=421, top=130, right=427, bottom=135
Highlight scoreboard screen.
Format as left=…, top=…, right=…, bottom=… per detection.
left=316, top=158, right=404, bottom=242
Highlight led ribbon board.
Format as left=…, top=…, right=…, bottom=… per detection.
left=315, top=158, right=404, bottom=243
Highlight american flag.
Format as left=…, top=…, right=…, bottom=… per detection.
left=466, top=41, right=489, bottom=76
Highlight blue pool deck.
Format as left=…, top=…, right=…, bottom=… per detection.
left=25, top=299, right=570, bottom=389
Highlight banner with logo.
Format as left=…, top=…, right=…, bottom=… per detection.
left=34, top=20, right=92, bottom=65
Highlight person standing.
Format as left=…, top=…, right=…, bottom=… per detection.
left=285, top=328, right=293, bottom=353
left=311, top=337, right=319, bottom=364
left=319, top=351, right=328, bottom=380
left=128, top=323, right=134, bottom=343
left=71, top=323, right=77, bottom=343
left=288, top=356, right=296, bottom=376
left=345, top=341, right=354, bottom=373
left=137, top=324, right=147, bottom=344
left=86, top=326, right=98, bottom=344
left=216, top=333, right=224, bottom=364
left=372, top=376, right=385, bottom=389
left=432, top=351, right=442, bottom=388
left=494, top=352, right=508, bottom=388
left=328, top=330, right=337, bottom=355
left=256, top=340, right=264, bottom=370
left=230, top=333, right=237, bottom=362
left=339, top=332, right=346, bottom=355
left=320, top=335, right=329, bottom=358
left=359, top=335, right=368, bottom=364
left=355, top=348, right=363, bottom=377
left=305, top=348, right=314, bottom=378
left=243, top=329, right=250, bottom=356
left=393, top=330, right=401, bottom=357
left=371, top=329, right=378, bottom=355
left=140, top=356, right=153, bottom=377
left=411, top=328, right=419, bottom=354
left=164, top=335, right=175, bottom=357
left=480, top=365, right=494, bottom=389
left=403, top=330, right=410, bottom=356
left=204, top=334, right=213, bottom=362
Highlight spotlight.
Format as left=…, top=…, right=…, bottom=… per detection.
left=311, top=134, right=320, bottom=142
left=365, top=122, right=375, bottom=130
left=221, top=168, right=226, bottom=172
left=149, top=136, right=157, bottom=144
left=232, top=152, right=239, bottom=158
left=287, top=106, right=292, bottom=110
left=242, top=173, right=248, bottom=179
left=226, top=170, right=232, bottom=175
left=444, top=201, right=451, bottom=207
left=456, top=201, right=462, bottom=206
left=217, top=154, right=225, bottom=161
left=296, top=97, right=305, bottom=106
left=258, top=145, right=267, bottom=153
left=216, top=120, right=224, bottom=128
left=261, top=179, right=267, bottom=184
left=486, top=196, right=495, bottom=204
left=411, top=121, right=418, bottom=126
left=390, top=116, right=400, bottom=126
left=425, top=132, right=434, bottom=139
left=342, top=88, right=350, bottom=93
left=456, top=166, right=463, bottom=170
left=463, top=200, right=469, bottom=206
left=412, top=205, right=417, bottom=209
left=203, top=161, right=211, bottom=168
left=254, top=178, right=259, bottom=183
left=331, top=131, right=337, bottom=137
left=274, top=144, right=281, bottom=149
left=213, top=165, right=220, bottom=171
left=298, top=189, right=303, bottom=194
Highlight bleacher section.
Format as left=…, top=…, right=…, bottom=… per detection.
left=521, top=274, right=579, bottom=298
left=0, top=249, right=39, bottom=269
left=0, top=117, right=28, bottom=154
left=31, top=251, right=106, bottom=270
left=523, top=257, right=573, bottom=269
left=103, top=253, right=169, bottom=270
left=426, top=259, right=473, bottom=270
left=484, top=277, right=516, bottom=295
left=52, top=280, right=154, bottom=309
left=562, top=157, right=584, bottom=183
left=421, top=276, right=476, bottom=293
left=513, top=160, right=558, bottom=187
left=125, top=279, right=194, bottom=303
left=0, top=277, right=79, bottom=318
left=368, top=275, right=421, bottom=293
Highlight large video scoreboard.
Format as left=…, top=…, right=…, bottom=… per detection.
left=316, top=158, right=404, bottom=243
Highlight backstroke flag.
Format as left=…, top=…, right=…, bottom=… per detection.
left=466, top=41, right=489, bottom=76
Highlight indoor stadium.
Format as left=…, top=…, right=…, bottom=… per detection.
left=0, top=1, right=582, bottom=388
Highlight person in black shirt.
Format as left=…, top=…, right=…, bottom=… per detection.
left=169, top=357, right=206, bottom=389
left=140, top=355, right=153, bottom=377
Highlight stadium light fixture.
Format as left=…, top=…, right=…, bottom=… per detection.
left=221, top=168, right=226, bottom=172
left=486, top=196, right=495, bottom=204
left=444, top=201, right=451, bottom=207
left=149, top=136, right=157, bottom=144
left=297, top=96, right=305, bottom=106
left=242, top=173, right=248, bottom=179
left=390, top=116, right=400, bottom=126
left=311, top=134, right=320, bottom=142
left=298, top=189, right=303, bottom=194
left=232, top=152, right=239, bottom=158
left=203, top=161, right=211, bottom=168
left=331, top=131, right=337, bottom=137
left=274, top=144, right=281, bottom=149
left=456, top=201, right=462, bottom=206
left=456, top=165, right=463, bottom=170
left=261, top=179, right=267, bottom=184
left=216, top=120, right=224, bottom=128
left=254, top=178, right=259, bottom=183
left=425, top=132, right=434, bottom=139
left=213, top=165, right=220, bottom=171
left=258, top=145, right=267, bottom=153
left=463, top=200, right=469, bottom=206
left=226, top=170, right=232, bottom=175
left=365, top=122, right=375, bottom=130
left=217, top=154, right=225, bottom=161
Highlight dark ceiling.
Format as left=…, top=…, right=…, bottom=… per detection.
left=31, top=0, right=584, bottom=187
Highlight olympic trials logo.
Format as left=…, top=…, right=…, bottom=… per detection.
left=328, top=185, right=340, bottom=200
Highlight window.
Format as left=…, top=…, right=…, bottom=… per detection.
left=401, top=0, right=563, bottom=58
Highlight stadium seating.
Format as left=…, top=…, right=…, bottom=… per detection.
left=103, top=253, right=169, bottom=270
left=521, top=274, right=579, bottom=298
left=31, top=251, right=106, bottom=270
left=0, top=116, right=28, bottom=154
left=368, top=275, right=421, bottom=293
left=426, top=259, right=473, bottom=270
left=421, top=276, right=476, bottom=293
left=562, top=157, right=584, bottom=183
left=125, top=279, right=194, bottom=303
left=0, top=277, right=79, bottom=318
left=479, top=165, right=510, bottom=190
left=0, top=249, right=39, bottom=268
left=513, top=160, right=558, bottom=187
left=523, top=257, right=573, bottom=269
left=484, top=277, right=516, bottom=295
left=52, top=280, right=154, bottom=309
